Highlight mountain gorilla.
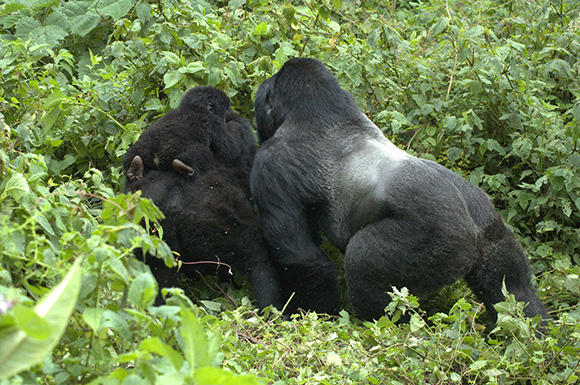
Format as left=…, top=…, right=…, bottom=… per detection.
left=124, top=87, right=282, bottom=309
left=251, top=58, right=547, bottom=322
left=124, top=86, right=252, bottom=182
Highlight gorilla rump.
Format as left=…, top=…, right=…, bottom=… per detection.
left=124, top=86, right=253, bottom=181
left=124, top=87, right=282, bottom=309
left=251, top=58, right=547, bottom=322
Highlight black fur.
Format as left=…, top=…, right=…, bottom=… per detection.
left=123, top=86, right=249, bottom=181
left=251, top=58, right=547, bottom=322
left=123, top=87, right=282, bottom=309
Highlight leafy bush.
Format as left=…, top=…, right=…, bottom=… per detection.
left=1, top=0, right=579, bottom=383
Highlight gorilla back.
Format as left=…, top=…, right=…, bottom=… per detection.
left=251, top=57, right=547, bottom=322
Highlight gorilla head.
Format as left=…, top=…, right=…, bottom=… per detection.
left=179, top=86, right=231, bottom=118
left=123, top=86, right=252, bottom=183
left=254, top=58, right=358, bottom=142
left=251, top=58, right=547, bottom=324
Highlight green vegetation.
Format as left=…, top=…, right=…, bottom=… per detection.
left=1, top=0, right=579, bottom=383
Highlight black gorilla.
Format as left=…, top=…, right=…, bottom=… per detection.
left=124, top=87, right=282, bottom=309
left=251, top=58, right=547, bottom=322
left=124, top=86, right=250, bottom=181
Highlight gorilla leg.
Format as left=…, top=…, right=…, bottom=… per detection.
left=244, top=245, right=284, bottom=310
left=260, top=209, right=340, bottom=315
left=344, top=216, right=478, bottom=321
left=465, top=214, right=547, bottom=321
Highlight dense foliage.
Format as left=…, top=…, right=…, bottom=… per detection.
left=0, top=0, right=579, bottom=383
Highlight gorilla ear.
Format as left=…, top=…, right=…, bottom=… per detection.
left=127, top=155, right=144, bottom=181
left=172, top=159, right=195, bottom=177
left=207, top=102, right=215, bottom=113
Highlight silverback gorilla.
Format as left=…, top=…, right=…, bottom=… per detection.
left=124, top=86, right=282, bottom=309
left=251, top=58, right=547, bottom=322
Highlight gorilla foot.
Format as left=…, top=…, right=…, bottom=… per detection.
left=172, top=158, right=195, bottom=176
left=127, top=155, right=144, bottom=181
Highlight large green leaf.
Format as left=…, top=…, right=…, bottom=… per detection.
left=2, top=173, right=30, bottom=202
left=0, top=260, right=82, bottom=380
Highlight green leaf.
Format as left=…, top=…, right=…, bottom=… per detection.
left=179, top=309, right=220, bottom=371
left=69, top=14, right=100, bottom=37
left=136, top=2, right=152, bottom=24
left=194, top=367, right=259, bottom=385
left=254, top=22, right=268, bottom=36
left=42, top=90, right=66, bottom=109
left=95, top=0, right=133, bottom=20
left=128, top=272, right=156, bottom=309
left=108, top=255, right=129, bottom=284
left=164, top=70, right=184, bottom=89
left=82, top=307, right=106, bottom=332
left=430, top=17, right=449, bottom=36
left=200, top=300, right=222, bottom=312
left=30, top=25, right=69, bottom=47
left=572, top=101, right=580, bottom=122
left=12, top=305, right=52, bottom=340
left=469, top=360, right=488, bottom=371
left=14, top=16, right=41, bottom=40
left=43, top=107, right=61, bottom=131
left=100, top=310, right=130, bottom=338
left=140, top=337, right=184, bottom=370
left=36, top=214, right=55, bottom=236
left=464, top=25, right=484, bottom=39
left=0, top=259, right=82, bottom=380
left=3, top=173, right=30, bottom=202
left=1, top=3, right=26, bottom=15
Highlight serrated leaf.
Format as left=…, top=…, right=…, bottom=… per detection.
left=164, top=70, right=183, bottom=89
left=61, top=1, right=89, bottom=17
left=42, top=90, right=66, bottom=109
left=45, top=10, right=70, bottom=31
left=36, top=214, right=55, bottom=236
left=136, top=2, right=152, bottom=21
left=464, top=25, right=484, bottom=39
left=224, top=67, right=238, bottom=87
left=43, top=107, right=61, bottom=131
left=443, top=115, right=457, bottom=130
left=3, top=173, right=30, bottom=201
left=95, top=0, right=132, bottom=20
left=572, top=101, right=580, bottom=122
left=69, top=14, right=100, bottom=36
left=430, top=17, right=449, bottom=36
left=254, top=22, right=268, bottom=36
left=60, top=2, right=99, bottom=36
left=14, top=17, right=41, bottom=40
left=200, top=300, right=222, bottom=312
left=469, top=360, right=488, bottom=371
left=0, top=259, right=82, bottom=380
left=23, top=23, right=69, bottom=47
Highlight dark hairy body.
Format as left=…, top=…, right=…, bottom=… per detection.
left=123, top=86, right=282, bottom=309
left=251, top=58, right=547, bottom=322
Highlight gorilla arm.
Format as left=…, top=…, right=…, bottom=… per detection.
left=251, top=142, right=340, bottom=315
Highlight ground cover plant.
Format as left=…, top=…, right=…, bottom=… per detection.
left=0, top=0, right=579, bottom=383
